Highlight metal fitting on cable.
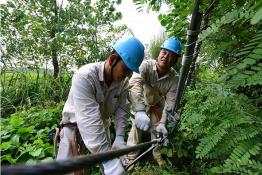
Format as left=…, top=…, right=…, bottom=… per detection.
left=187, top=30, right=200, bottom=36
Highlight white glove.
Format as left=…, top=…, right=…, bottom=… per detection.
left=112, top=135, right=126, bottom=150
left=156, top=123, right=168, bottom=136
left=112, top=135, right=129, bottom=167
left=134, top=111, right=150, bottom=131
left=102, top=159, right=126, bottom=175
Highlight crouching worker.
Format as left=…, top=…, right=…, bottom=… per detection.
left=127, top=38, right=182, bottom=168
left=55, top=37, right=145, bottom=175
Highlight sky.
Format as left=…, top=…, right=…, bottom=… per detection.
left=57, top=0, right=168, bottom=45
left=115, top=0, right=167, bottom=45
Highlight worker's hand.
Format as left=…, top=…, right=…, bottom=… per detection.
left=156, top=123, right=168, bottom=137
left=134, top=111, right=150, bottom=131
left=102, top=159, right=126, bottom=175
left=112, top=135, right=126, bottom=150
left=111, top=135, right=129, bottom=167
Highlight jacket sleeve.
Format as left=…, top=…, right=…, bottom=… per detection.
left=72, top=73, right=110, bottom=153
left=160, top=75, right=179, bottom=124
left=114, top=80, right=129, bottom=136
left=128, top=62, right=147, bottom=112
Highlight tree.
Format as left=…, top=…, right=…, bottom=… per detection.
left=0, top=0, right=127, bottom=77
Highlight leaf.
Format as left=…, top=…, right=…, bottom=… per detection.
left=251, top=8, right=262, bottom=24
left=1, top=134, right=11, bottom=139
left=235, top=50, right=251, bottom=57
left=10, top=135, right=20, bottom=145
left=245, top=41, right=260, bottom=47
left=253, top=49, right=262, bottom=54
left=236, top=63, right=247, bottom=69
left=244, top=70, right=254, bottom=75
left=1, top=142, right=13, bottom=151
left=239, top=46, right=257, bottom=52
left=243, top=58, right=256, bottom=65
left=177, top=149, right=183, bottom=158
left=160, top=18, right=168, bottom=26
left=26, top=159, right=37, bottom=165
left=17, top=126, right=35, bottom=134
left=29, top=148, right=43, bottom=157
left=258, top=63, right=262, bottom=67
left=249, top=54, right=262, bottom=60
left=1, top=155, right=16, bottom=164
left=10, top=117, right=23, bottom=127
left=251, top=66, right=261, bottom=71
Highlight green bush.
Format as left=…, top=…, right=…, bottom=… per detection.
left=180, top=85, right=262, bottom=174
left=1, top=103, right=63, bottom=164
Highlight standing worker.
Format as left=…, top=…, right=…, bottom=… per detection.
left=127, top=38, right=182, bottom=167
left=56, top=37, right=145, bottom=175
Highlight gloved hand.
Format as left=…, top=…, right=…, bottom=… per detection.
left=112, top=135, right=129, bottom=167
left=155, top=123, right=168, bottom=137
left=102, top=159, right=126, bottom=175
left=134, top=111, right=150, bottom=131
left=112, top=135, right=126, bottom=150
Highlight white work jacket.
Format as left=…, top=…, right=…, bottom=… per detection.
left=129, top=59, right=179, bottom=123
left=61, top=62, right=129, bottom=153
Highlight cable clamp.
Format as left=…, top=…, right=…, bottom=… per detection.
left=187, top=30, right=200, bottom=36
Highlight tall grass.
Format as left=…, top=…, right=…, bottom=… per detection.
left=1, top=70, right=72, bottom=117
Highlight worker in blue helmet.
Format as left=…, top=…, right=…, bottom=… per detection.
left=126, top=38, right=182, bottom=169
left=56, top=37, right=144, bottom=175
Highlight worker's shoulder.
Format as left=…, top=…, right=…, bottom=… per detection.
left=142, top=59, right=155, bottom=66
left=140, top=59, right=155, bottom=71
left=75, top=62, right=102, bottom=77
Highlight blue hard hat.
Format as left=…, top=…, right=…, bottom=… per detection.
left=161, top=38, right=182, bottom=56
left=113, top=37, right=145, bottom=73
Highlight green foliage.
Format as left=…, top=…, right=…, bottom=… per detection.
left=218, top=30, right=262, bottom=88
left=198, top=0, right=260, bottom=66
left=251, top=7, right=262, bottom=24
left=130, top=161, right=182, bottom=175
left=181, top=85, right=262, bottom=174
left=1, top=104, right=63, bottom=164
left=1, top=72, right=71, bottom=117
left=199, top=6, right=254, bottom=41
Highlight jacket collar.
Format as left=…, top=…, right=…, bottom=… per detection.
left=98, top=62, right=105, bottom=82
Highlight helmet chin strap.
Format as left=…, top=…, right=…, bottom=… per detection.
left=108, top=57, right=120, bottom=85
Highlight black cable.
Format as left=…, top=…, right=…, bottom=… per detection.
left=1, top=140, right=158, bottom=175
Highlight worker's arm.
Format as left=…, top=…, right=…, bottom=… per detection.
left=72, top=73, right=110, bottom=153
left=114, top=80, right=129, bottom=145
left=128, top=62, right=147, bottom=112
left=160, top=74, right=179, bottom=124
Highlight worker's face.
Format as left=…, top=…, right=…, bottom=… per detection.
left=156, top=49, right=178, bottom=70
left=112, top=59, right=133, bottom=82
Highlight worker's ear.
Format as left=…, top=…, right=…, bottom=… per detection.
left=108, top=53, right=119, bottom=66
